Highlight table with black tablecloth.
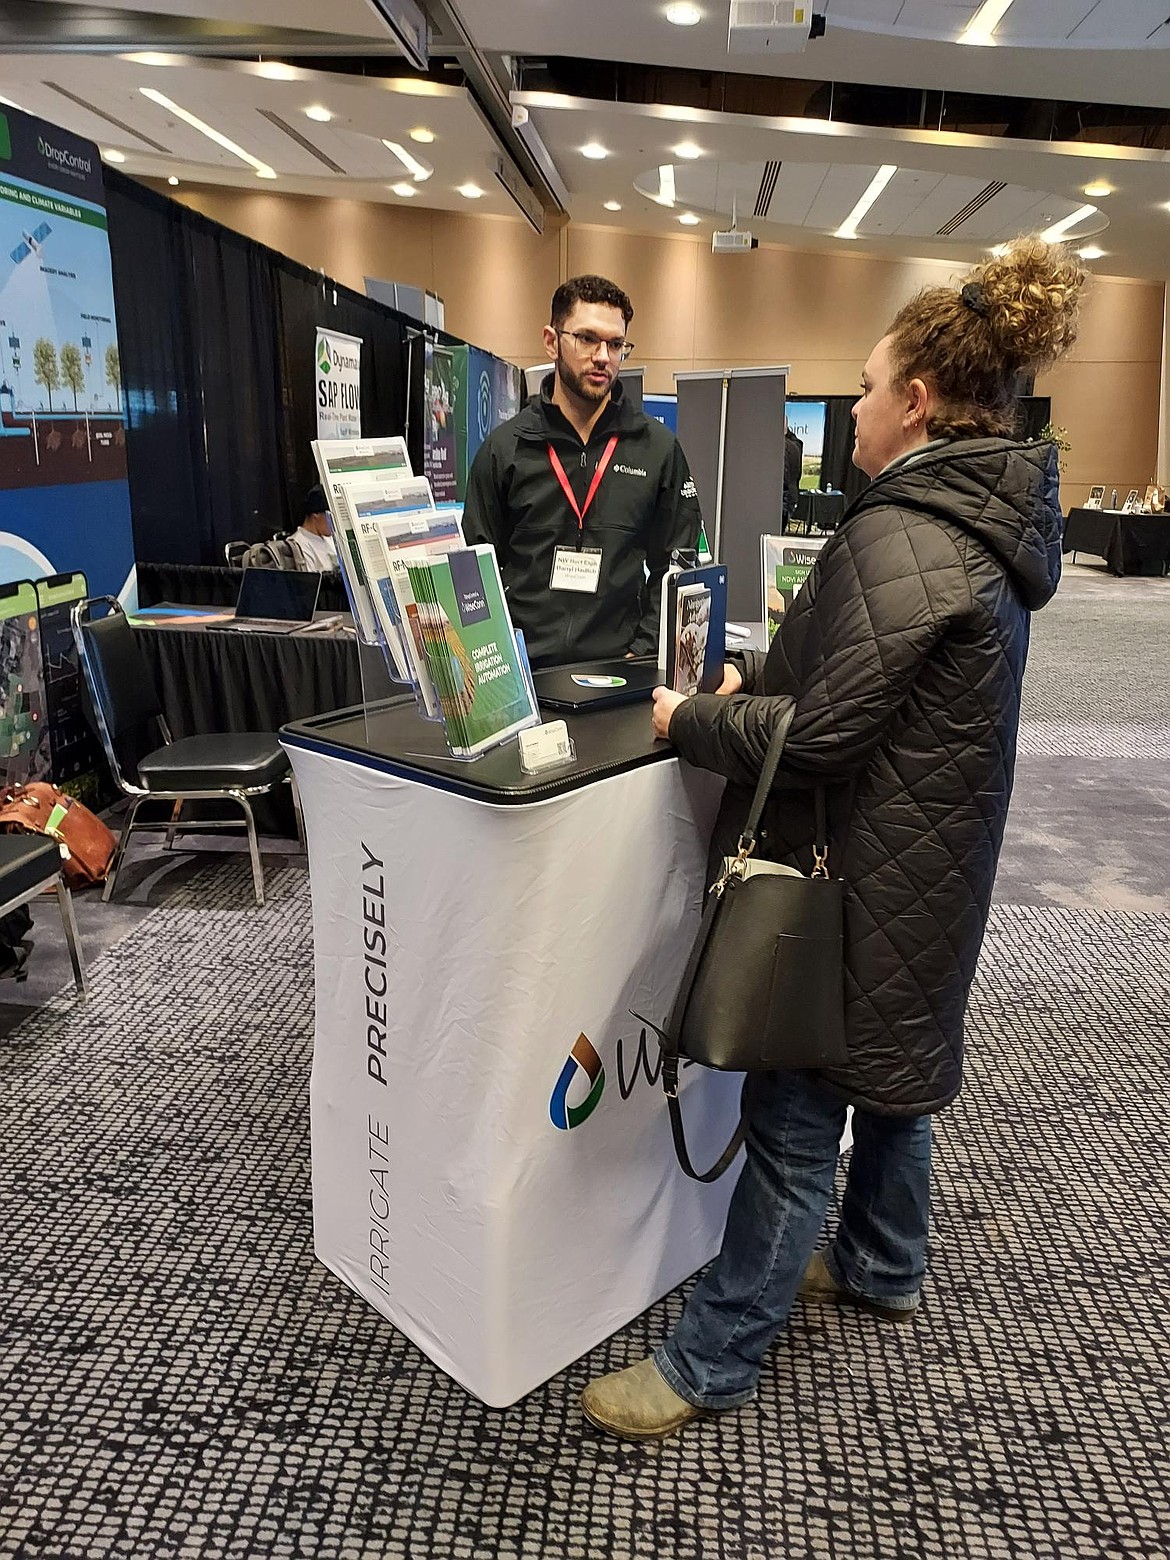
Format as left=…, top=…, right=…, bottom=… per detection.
left=1063, top=508, right=1170, bottom=577
left=787, top=490, right=846, bottom=535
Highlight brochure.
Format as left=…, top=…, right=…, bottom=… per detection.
left=343, top=477, right=462, bottom=681
left=659, top=563, right=728, bottom=693
left=670, top=584, right=710, bottom=696
left=311, top=436, right=413, bottom=642
left=405, top=546, right=539, bottom=757
left=762, top=535, right=829, bottom=642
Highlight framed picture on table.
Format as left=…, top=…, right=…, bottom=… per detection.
left=1122, top=489, right=1142, bottom=514
left=1084, top=486, right=1105, bottom=509
left=1143, top=484, right=1162, bottom=513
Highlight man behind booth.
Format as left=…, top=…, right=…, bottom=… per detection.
left=462, top=275, right=702, bottom=668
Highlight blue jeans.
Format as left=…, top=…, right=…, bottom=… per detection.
left=655, top=1070, right=931, bottom=1410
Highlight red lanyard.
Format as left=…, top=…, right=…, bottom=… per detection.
left=548, top=436, right=619, bottom=536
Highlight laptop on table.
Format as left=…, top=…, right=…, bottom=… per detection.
left=533, top=658, right=660, bottom=711
left=209, top=569, right=321, bottom=634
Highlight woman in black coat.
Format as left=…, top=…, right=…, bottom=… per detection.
left=583, top=237, right=1086, bottom=1440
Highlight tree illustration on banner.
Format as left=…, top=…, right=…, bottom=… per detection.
left=34, top=338, right=59, bottom=411
left=105, top=344, right=120, bottom=402
left=60, top=343, right=84, bottom=412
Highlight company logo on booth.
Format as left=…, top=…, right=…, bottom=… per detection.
left=549, top=1033, right=605, bottom=1130
left=317, top=337, right=331, bottom=375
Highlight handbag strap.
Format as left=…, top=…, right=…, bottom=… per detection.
left=739, top=701, right=796, bottom=854
left=629, top=1005, right=748, bottom=1182
left=666, top=1079, right=747, bottom=1182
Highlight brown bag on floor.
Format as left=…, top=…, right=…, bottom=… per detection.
left=0, top=782, right=116, bottom=888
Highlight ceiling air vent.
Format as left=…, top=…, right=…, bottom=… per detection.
left=754, top=159, right=782, bottom=219
left=937, top=181, right=1007, bottom=237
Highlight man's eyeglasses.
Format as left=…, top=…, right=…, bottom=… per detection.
left=556, top=329, right=635, bottom=362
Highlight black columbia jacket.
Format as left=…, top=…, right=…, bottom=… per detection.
left=462, top=376, right=702, bottom=667
left=669, top=438, right=1063, bottom=1116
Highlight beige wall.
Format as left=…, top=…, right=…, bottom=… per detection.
left=167, top=183, right=1164, bottom=508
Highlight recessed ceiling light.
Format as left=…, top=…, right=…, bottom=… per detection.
left=1083, top=181, right=1113, bottom=198
left=1077, top=245, right=1106, bottom=260
left=168, top=175, right=179, bottom=186
left=989, top=243, right=1009, bottom=257
left=835, top=164, right=898, bottom=240
left=458, top=182, right=484, bottom=199
left=1039, top=203, right=1097, bottom=242
left=581, top=142, right=608, bottom=160
left=121, top=52, right=177, bottom=66
left=673, top=141, right=702, bottom=160
left=390, top=182, right=418, bottom=198
left=256, top=61, right=298, bottom=80
left=141, top=86, right=277, bottom=178
left=304, top=105, right=332, bottom=123
left=409, top=127, right=435, bottom=144
left=666, top=2, right=702, bottom=24
left=103, top=149, right=126, bottom=164
left=959, top=0, right=1016, bottom=45
left=382, top=139, right=433, bottom=181
left=678, top=212, right=700, bottom=225
left=603, top=200, right=622, bottom=211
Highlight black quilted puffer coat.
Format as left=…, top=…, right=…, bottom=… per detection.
left=668, top=437, right=1063, bottom=1116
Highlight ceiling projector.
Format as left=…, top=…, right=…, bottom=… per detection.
left=712, top=230, right=759, bottom=253
left=728, top=1, right=825, bottom=54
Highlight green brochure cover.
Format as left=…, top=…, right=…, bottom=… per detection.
left=406, top=546, right=538, bottom=758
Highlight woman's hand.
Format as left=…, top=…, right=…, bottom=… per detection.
left=651, top=686, right=687, bottom=740
left=716, top=663, right=743, bottom=695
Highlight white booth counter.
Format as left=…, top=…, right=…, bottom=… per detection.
left=281, top=696, right=743, bottom=1408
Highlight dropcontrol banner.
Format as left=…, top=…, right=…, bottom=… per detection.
left=316, top=326, right=362, bottom=440
left=0, top=105, right=134, bottom=602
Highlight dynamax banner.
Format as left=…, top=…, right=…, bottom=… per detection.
left=316, top=326, right=362, bottom=441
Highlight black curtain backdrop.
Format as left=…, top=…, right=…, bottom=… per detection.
left=104, top=170, right=412, bottom=566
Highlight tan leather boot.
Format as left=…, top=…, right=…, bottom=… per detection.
left=799, top=1250, right=920, bottom=1323
left=581, top=1357, right=708, bottom=1440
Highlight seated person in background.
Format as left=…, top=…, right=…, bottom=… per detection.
left=289, top=485, right=338, bottom=572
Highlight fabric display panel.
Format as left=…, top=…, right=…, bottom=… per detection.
left=34, top=571, right=103, bottom=797
left=0, top=105, right=134, bottom=603
left=286, top=739, right=743, bottom=1407
left=0, top=580, right=50, bottom=788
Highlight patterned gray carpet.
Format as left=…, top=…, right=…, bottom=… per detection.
left=2, top=565, right=1168, bottom=1559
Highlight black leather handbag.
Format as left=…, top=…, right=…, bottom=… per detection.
left=634, top=703, right=849, bottom=1182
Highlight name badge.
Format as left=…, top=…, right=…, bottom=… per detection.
left=550, top=546, right=602, bottom=593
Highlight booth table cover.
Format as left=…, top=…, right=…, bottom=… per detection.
left=1062, top=508, right=1170, bottom=577
left=789, top=490, right=846, bottom=534
left=283, top=729, right=743, bottom=1407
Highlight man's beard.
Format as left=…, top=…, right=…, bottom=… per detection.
left=556, top=350, right=614, bottom=405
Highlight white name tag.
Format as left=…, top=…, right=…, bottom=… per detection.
left=550, top=546, right=602, bottom=593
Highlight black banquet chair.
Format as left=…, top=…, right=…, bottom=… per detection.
left=71, top=597, right=300, bottom=906
left=0, top=834, right=86, bottom=997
